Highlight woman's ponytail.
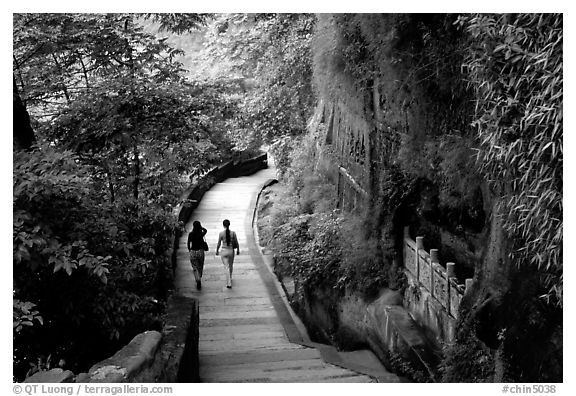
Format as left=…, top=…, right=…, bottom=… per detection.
left=223, top=219, right=231, bottom=245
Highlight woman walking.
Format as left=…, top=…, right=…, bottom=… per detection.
left=187, top=221, right=208, bottom=290
left=215, top=219, right=240, bottom=288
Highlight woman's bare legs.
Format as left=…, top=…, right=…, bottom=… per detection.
left=220, top=248, right=234, bottom=288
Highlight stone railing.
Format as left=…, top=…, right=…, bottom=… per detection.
left=403, top=228, right=472, bottom=320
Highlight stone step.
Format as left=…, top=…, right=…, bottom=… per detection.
left=205, top=365, right=372, bottom=383
left=306, top=375, right=374, bottom=383
left=200, top=323, right=286, bottom=336
left=199, top=303, right=274, bottom=314
left=199, top=347, right=322, bottom=367
left=200, top=329, right=284, bottom=342
left=200, top=309, right=277, bottom=320
left=200, top=316, right=282, bottom=328
left=201, top=357, right=327, bottom=375
left=180, top=283, right=270, bottom=294
left=199, top=340, right=300, bottom=354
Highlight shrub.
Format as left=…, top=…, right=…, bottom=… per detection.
left=13, top=147, right=176, bottom=380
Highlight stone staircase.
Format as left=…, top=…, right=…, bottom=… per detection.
left=174, top=168, right=402, bottom=383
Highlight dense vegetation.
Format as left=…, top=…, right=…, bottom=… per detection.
left=190, top=13, right=316, bottom=147
left=13, top=13, right=241, bottom=380
left=13, top=13, right=562, bottom=383
left=266, top=14, right=562, bottom=382
left=13, top=12, right=319, bottom=381
left=268, top=131, right=404, bottom=301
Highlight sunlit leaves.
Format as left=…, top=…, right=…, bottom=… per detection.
left=15, top=13, right=234, bottom=208
left=13, top=13, right=191, bottom=119
left=196, top=14, right=316, bottom=145
left=13, top=147, right=109, bottom=282
left=143, top=13, right=211, bottom=35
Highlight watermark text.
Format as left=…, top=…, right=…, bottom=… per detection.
left=13, top=384, right=173, bottom=396
left=502, top=384, right=557, bottom=394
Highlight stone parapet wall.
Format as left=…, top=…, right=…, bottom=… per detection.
left=365, top=301, right=439, bottom=380
left=25, top=296, right=199, bottom=383
left=172, top=152, right=268, bottom=268
left=297, top=287, right=440, bottom=381
left=175, top=152, right=268, bottom=224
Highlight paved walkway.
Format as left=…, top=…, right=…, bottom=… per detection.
left=173, top=166, right=377, bottom=382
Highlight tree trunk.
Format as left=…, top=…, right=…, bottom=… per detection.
left=13, top=76, right=36, bottom=151
left=133, top=142, right=140, bottom=201
left=51, top=54, right=71, bottom=104
left=107, top=171, right=115, bottom=204
left=77, top=52, right=91, bottom=90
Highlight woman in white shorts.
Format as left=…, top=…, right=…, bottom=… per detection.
left=215, top=219, right=239, bottom=288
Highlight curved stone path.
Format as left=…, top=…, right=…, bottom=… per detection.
left=173, top=165, right=391, bottom=382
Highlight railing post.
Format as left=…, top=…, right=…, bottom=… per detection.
left=415, top=236, right=424, bottom=283
left=446, top=262, right=455, bottom=316
left=465, top=278, right=474, bottom=295
left=429, top=249, right=439, bottom=298
left=403, top=227, right=409, bottom=268
left=446, top=262, right=456, bottom=278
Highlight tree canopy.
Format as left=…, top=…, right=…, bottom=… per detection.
left=13, top=12, right=562, bottom=384
left=12, top=12, right=317, bottom=381
left=12, top=13, right=231, bottom=380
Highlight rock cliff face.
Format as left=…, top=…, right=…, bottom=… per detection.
left=306, top=14, right=562, bottom=382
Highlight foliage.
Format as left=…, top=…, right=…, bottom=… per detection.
left=269, top=136, right=297, bottom=178
left=310, top=12, right=562, bottom=295
left=440, top=320, right=496, bottom=382
left=12, top=13, right=220, bottom=381
left=13, top=13, right=208, bottom=111
left=302, top=12, right=562, bottom=383
left=14, top=14, right=236, bottom=207
left=268, top=135, right=399, bottom=297
left=337, top=214, right=401, bottom=297
left=311, top=13, right=486, bottom=246
left=13, top=146, right=177, bottom=380
left=13, top=147, right=110, bottom=280
left=194, top=13, right=316, bottom=146
left=143, top=13, right=211, bottom=35
left=278, top=212, right=343, bottom=289
left=46, top=78, right=231, bottom=204
left=13, top=300, right=43, bottom=334
left=460, top=13, right=563, bottom=306
left=388, top=351, right=432, bottom=383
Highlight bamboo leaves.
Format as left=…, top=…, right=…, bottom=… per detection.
left=462, top=13, right=563, bottom=305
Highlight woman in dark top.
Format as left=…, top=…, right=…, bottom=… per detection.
left=187, top=220, right=207, bottom=290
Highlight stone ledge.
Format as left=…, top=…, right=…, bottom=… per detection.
left=404, top=273, right=457, bottom=344
left=160, top=295, right=199, bottom=382
left=365, top=295, right=439, bottom=381
left=24, top=368, right=75, bottom=383
left=82, top=330, right=162, bottom=383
